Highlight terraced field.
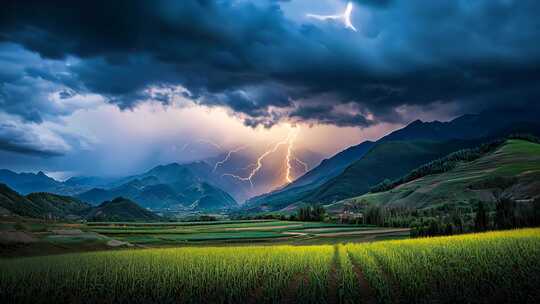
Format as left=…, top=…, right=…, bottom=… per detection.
left=1, top=228, right=539, bottom=303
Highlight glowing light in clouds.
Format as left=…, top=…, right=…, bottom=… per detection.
left=222, top=126, right=307, bottom=187
left=307, top=1, right=357, bottom=31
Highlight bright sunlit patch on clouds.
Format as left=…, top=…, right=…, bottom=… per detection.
left=39, top=87, right=397, bottom=177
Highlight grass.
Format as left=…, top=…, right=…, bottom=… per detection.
left=0, top=245, right=334, bottom=304
left=83, top=220, right=382, bottom=245
left=306, top=139, right=479, bottom=204
left=1, top=219, right=407, bottom=256
left=332, top=139, right=540, bottom=210
left=346, top=228, right=540, bottom=303
left=1, top=228, right=539, bottom=303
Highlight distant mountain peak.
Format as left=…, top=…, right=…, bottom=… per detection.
left=408, top=119, right=424, bottom=126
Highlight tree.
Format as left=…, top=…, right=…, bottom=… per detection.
left=365, top=205, right=385, bottom=226
left=534, top=198, right=540, bottom=226
left=495, top=197, right=516, bottom=229
left=474, top=201, right=489, bottom=231
left=297, top=205, right=326, bottom=222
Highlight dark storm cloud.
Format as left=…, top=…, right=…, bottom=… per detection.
left=0, top=119, right=68, bottom=157
left=290, top=104, right=373, bottom=127
left=352, top=0, right=393, bottom=8
left=1, top=0, right=539, bottom=127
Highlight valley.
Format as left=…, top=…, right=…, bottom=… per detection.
left=1, top=112, right=539, bottom=304
left=3, top=2, right=540, bottom=302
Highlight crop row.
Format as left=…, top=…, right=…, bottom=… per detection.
left=343, top=228, right=540, bottom=303
left=1, top=229, right=539, bottom=303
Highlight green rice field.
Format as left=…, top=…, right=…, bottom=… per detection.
left=1, top=228, right=539, bottom=303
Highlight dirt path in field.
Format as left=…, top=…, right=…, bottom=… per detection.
left=326, top=245, right=340, bottom=304
left=281, top=272, right=308, bottom=304
left=315, top=228, right=410, bottom=237
left=246, top=281, right=266, bottom=304
left=347, top=253, right=378, bottom=304
left=226, top=225, right=302, bottom=231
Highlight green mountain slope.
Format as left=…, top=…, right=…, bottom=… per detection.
left=84, top=197, right=162, bottom=222
left=329, top=139, right=540, bottom=211
left=0, top=184, right=162, bottom=221
left=183, top=183, right=238, bottom=210
left=304, top=140, right=479, bottom=204
left=245, top=141, right=375, bottom=209
left=25, top=193, right=91, bottom=218
left=77, top=162, right=239, bottom=211
left=0, top=184, right=43, bottom=217
left=0, top=185, right=90, bottom=219
left=245, top=111, right=540, bottom=211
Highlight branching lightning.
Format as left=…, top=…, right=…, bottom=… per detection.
left=180, top=140, right=222, bottom=153
left=294, top=157, right=309, bottom=173
left=197, top=139, right=222, bottom=151
left=213, top=146, right=246, bottom=172
left=222, top=136, right=290, bottom=188
left=222, top=127, right=308, bottom=188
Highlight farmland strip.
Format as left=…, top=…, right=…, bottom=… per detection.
left=345, top=246, right=395, bottom=304
left=326, top=245, right=340, bottom=304
left=281, top=272, right=308, bottom=304
left=369, top=251, right=403, bottom=304
left=346, top=252, right=377, bottom=304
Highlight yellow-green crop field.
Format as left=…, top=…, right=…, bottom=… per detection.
left=1, top=229, right=539, bottom=304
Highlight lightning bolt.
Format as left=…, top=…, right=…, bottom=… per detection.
left=222, top=133, right=293, bottom=188
left=180, top=140, right=222, bottom=153
left=294, top=157, right=309, bottom=173
left=222, top=126, right=308, bottom=188
left=197, top=139, right=222, bottom=151
left=284, top=131, right=297, bottom=183
left=213, top=146, right=246, bottom=172
left=283, top=129, right=309, bottom=184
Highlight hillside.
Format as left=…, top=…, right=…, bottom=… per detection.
left=379, top=111, right=540, bottom=142
left=0, top=170, right=61, bottom=194
left=244, top=111, right=540, bottom=211
left=25, top=193, right=91, bottom=219
left=78, top=178, right=238, bottom=211
left=0, top=185, right=90, bottom=219
left=329, top=139, right=540, bottom=212
left=0, top=170, right=90, bottom=195
left=0, top=184, right=162, bottom=221
left=84, top=197, right=162, bottom=222
left=245, top=141, right=374, bottom=208
left=0, top=184, right=44, bottom=217
left=302, top=139, right=479, bottom=204
left=182, top=183, right=238, bottom=210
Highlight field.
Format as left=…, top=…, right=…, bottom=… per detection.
left=1, top=228, right=539, bottom=303
left=0, top=219, right=410, bottom=256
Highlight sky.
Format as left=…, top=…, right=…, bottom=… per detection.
left=0, top=0, right=539, bottom=180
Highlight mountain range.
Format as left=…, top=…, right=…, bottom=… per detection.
left=246, top=110, right=540, bottom=211
left=0, top=184, right=160, bottom=221
left=327, top=138, right=540, bottom=213
left=1, top=110, right=539, bottom=216
left=77, top=162, right=238, bottom=211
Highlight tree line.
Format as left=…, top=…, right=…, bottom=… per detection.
left=370, top=134, right=539, bottom=194
left=351, top=197, right=540, bottom=237
left=370, top=139, right=505, bottom=193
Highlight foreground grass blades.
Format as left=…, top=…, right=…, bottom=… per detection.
left=346, top=228, right=540, bottom=303
left=1, top=229, right=539, bottom=303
